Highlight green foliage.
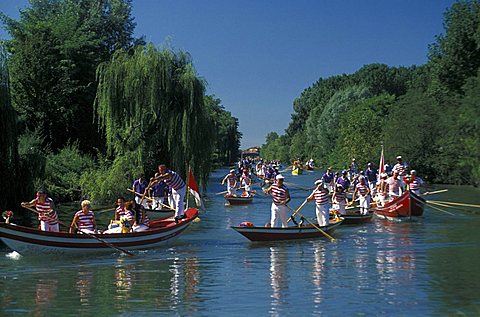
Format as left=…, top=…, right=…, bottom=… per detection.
left=79, top=151, right=141, bottom=203
left=40, top=144, right=95, bottom=202
left=95, top=44, right=215, bottom=185
left=17, top=130, right=47, bottom=199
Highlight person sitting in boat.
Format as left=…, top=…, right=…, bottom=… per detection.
left=151, top=164, right=187, bottom=223
left=265, top=174, right=290, bottom=228
left=21, top=189, right=59, bottom=232
left=386, top=170, right=403, bottom=201
left=375, top=173, right=389, bottom=206
left=69, top=200, right=97, bottom=234
left=403, top=170, right=424, bottom=195
left=352, top=176, right=371, bottom=215
left=114, top=197, right=134, bottom=228
left=222, top=169, right=238, bottom=197
left=132, top=175, right=149, bottom=208
left=307, top=179, right=330, bottom=227
left=332, top=184, right=348, bottom=215
left=149, top=173, right=167, bottom=210
left=132, top=203, right=150, bottom=232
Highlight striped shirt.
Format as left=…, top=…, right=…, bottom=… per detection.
left=408, top=177, right=422, bottom=191
left=226, top=174, right=237, bottom=186
left=313, top=188, right=330, bottom=205
left=393, top=163, right=408, bottom=176
left=270, top=184, right=288, bottom=205
left=164, top=170, right=185, bottom=191
left=35, top=198, right=59, bottom=225
left=75, top=210, right=95, bottom=231
left=116, top=206, right=133, bottom=221
left=356, top=184, right=369, bottom=197
left=334, top=191, right=347, bottom=204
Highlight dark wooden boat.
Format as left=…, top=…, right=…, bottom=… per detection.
left=231, top=218, right=343, bottom=242
left=144, top=207, right=175, bottom=220
left=338, top=212, right=373, bottom=224
left=374, top=191, right=425, bottom=220
left=0, top=208, right=198, bottom=256
left=224, top=193, right=255, bottom=205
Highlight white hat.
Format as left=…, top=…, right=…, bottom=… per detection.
left=275, top=174, right=285, bottom=180
left=396, top=155, right=402, bottom=160
left=229, top=169, right=235, bottom=173
left=314, top=179, right=323, bottom=185
left=410, top=170, right=416, bottom=174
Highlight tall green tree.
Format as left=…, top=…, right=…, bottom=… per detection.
left=95, top=44, right=214, bottom=184
left=1, top=0, right=141, bottom=153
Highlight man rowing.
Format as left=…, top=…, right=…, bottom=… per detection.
left=386, top=170, right=402, bottom=201
left=306, top=179, right=330, bottom=227
left=352, top=176, right=371, bottom=215
left=404, top=170, right=424, bottom=195
left=132, top=175, right=149, bottom=207
left=222, top=169, right=238, bottom=196
left=21, top=189, right=59, bottom=232
left=69, top=200, right=97, bottom=234
left=151, top=164, right=187, bottom=222
left=265, top=174, right=290, bottom=228
left=322, top=167, right=334, bottom=192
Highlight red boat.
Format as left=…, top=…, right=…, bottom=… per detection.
left=374, top=191, right=425, bottom=220
left=231, top=218, right=343, bottom=242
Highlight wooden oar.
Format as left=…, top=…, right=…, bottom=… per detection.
left=286, top=205, right=336, bottom=241
left=215, top=190, right=228, bottom=195
left=127, top=189, right=176, bottom=211
left=425, top=201, right=455, bottom=216
left=420, top=189, right=448, bottom=196
left=427, top=200, right=480, bottom=208
left=287, top=199, right=308, bottom=223
left=23, top=206, right=134, bottom=257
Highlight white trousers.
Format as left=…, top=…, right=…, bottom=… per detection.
left=227, top=184, right=236, bottom=195
left=333, top=202, right=346, bottom=215
left=40, top=221, right=59, bottom=232
left=153, top=196, right=165, bottom=210
left=359, top=196, right=370, bottom=215
left=270, top=203, right=288, bottom=228
left=172, top=186, right=186, bottom=218
left=134, top=196, right=148, bottom=207
left=316, top=204, right=330, bottom=227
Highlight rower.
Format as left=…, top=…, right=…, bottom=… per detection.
left=404, top=170, right=424, bottom=195
left=132, top=175, right=149, bottom=208
left=386, top=170, right=402, bottom=201
left=306, top=179, right=330, bottom=227
left=21, top=189, right=59, bottom=232
left=152, top=164, right=187, bottom=223
left=265, top=174, right=290, bottom=228
left=222, top=169, right=238, bottom=196
left=69, top=200, right=97, bottom=234
left=375, top=173, right=388, bottom=206
left=352, top=176, right=371, bottom=215
left=332, top=184, right=348, bottom=215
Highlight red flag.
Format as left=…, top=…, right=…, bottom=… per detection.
left=188, top=167, right=205, bottom=210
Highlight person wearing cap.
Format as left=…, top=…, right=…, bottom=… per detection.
left=322, top=167, right=334, bottom=192
left=392, top=156, right=408, bottom=177
left=307, top=179, right=331, bottom=226
left=403, top=170, right=424, bottom=195
left=240, top=172, right=252, bottom=197
left=21, top=190, right=59, bottom=232
left=352, top=176, right=371, bottom=215
left=332, top=184, right=348, bottom=215
left=265, top=174, right=290, bottom=227
left=69, top=200, right=97, bottom=234
left=132, top=174, right=149, bottom=208
left=386, top=170, right=402, bottom=201
left=222, top=169, right=238, bottom=196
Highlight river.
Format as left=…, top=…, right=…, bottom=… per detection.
left=1, top=168, right=479, bottom=316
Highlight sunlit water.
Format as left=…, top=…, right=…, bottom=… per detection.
left=1, top=168, right=480, bottom=316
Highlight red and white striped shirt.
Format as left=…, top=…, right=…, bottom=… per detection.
left=35, top=198, right=59, bottom=225
left=116, top=206, right=133, bottom=221
left=334, top=191, right=347, bottom=204
left=313, top=188, right=330, bottom=205
left=270, top=184, right=288, bottom=205
left=356, top=184, right=369, bottom=197
left=407, top=177, right=422, bottom=191
left=74, top=210, right=95, bottom=231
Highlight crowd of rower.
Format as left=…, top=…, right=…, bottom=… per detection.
left=20, top=164, right=188, bottom=233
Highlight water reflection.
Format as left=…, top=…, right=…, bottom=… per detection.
left=311, top=242, right=326, bottom=306
left=76, top=268, right=94, bottom=305
left=269, top=246, right=288, bottom=316
left=34, top=278, right=58, bottom=317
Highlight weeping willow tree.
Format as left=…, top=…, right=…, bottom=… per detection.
left=94, top=44, right=214, bottom=184
left=0, top=45, right=20, bottom=211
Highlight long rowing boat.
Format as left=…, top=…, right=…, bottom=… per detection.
left=231, top=218, right=343, bottom=242
left=374, top=191, right=425, bottom=220
left=0, top=208, right=198, bottom=256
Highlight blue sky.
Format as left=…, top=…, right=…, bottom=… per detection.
left=1, top=0, right=456, bottom=148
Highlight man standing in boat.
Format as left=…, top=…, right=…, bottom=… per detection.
left=221, top=169, right=238, bottom=196
left=365, top=162, right=377, bottom=193
left=352, top=176, right=371, bottom=215
left=322, top=167, right=334, bottom=192
left=21, top=189, right=59, bottom=232
left=265, top=174, right=290, bottom=227
left=149, top=173, right=167, bottom=210
left=403, top=170, right=424, bottom=195
left=306, top=179, right=330, bottom=227
left=132, top=175, right=149, bottom=207
left=151, top=164, right=187, bottom=222
left=386, top=170, right=402, bottom=201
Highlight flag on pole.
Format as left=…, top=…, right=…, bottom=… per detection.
left=188, top=167, right=205, bottom=211
left=378, top=146, right=385, bottom=175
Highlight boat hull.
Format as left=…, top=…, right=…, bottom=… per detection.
left=339, top=213, right=373, bottom=225
left=0, top=208, right=198, bottom=256
left=231, top=219, right=342, bottom=242
left=225, top=194, right=255, bottom=205
left=374, top=191, right=425, bottom=220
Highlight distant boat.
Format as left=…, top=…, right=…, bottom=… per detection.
left=291, top=167, right=303, bottom=175
left=224, top=192, right=256, bottom=206
left=231, top=218, right=343, bottom=242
